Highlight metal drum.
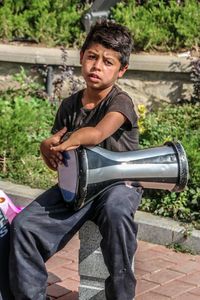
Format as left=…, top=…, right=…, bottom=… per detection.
left=58, top=141, right=189, bottom=210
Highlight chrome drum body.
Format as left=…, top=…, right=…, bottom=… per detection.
left=58, top=141, right=189, bottom=210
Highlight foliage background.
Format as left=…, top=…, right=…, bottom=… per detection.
left=0, top=0, right=86, bottom=47
left=0, top=0, right=200, bottom=51
left=138, top=102, right=200, bottom=227
left=0, top=72, right=57, bottom=188
left=111, top=0, right=200, bottom=51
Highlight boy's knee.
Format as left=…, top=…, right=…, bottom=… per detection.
left=102, top=199, right=133, bottom=229
left=104, top=199, right=128, bottom=221
left=10, top=212, right=28, bottom=234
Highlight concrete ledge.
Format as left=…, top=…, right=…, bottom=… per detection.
left=0, top=180, right=199, bottom=253
left=79, top=278, right=105, bottom=300
left=135, top=211, right=200, bottom=253
left=0, top=180, right=43, bottom=206
left=0, top=44, right=192, bottom=73
left=79, top=222, right=108, bottom=280
left=0, top=45, right=79, bottom=66
left=79, top=221, right=136, bottom=300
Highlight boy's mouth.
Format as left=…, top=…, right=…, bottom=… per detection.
left=88, top=73, right=101, bottom=81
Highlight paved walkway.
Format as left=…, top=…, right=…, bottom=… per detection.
left=46, top=234, right=200, bottom=300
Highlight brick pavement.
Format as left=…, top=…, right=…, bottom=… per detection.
left=46, top=234, right=200, bottom=300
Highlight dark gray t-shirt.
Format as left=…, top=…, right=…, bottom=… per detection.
left=52, top=85, right=139, bottom=152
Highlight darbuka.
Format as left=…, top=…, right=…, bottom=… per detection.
left=58, top=141, right=189, bottom=210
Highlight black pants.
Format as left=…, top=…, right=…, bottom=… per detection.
left=0, top=211, right=14, bottom=300
left=9, top=184, right=142, bottom=300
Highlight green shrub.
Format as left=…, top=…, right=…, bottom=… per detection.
left=0, top=0, right=199, bottom=50
left=0, top=95, right=57, bottom=188
left=0, top=69, right=58, bottom=188
left=139, top=102, right=200, bottom=225
left=111, top=0, right=200, bottom=51
left=176, top=0, right=200, bottom=49
left=0, top=0, right=86, bottom=47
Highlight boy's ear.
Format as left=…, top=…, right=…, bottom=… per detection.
left=80, top=51, right=84, bottom=64
left=118, top=64, right=128, bottom=78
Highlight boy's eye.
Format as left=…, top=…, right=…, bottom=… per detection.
left=105, top=60, right=113, bottom=66
left=88, top=54, right=96, bottom=60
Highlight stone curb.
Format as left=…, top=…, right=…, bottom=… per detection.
left=0, top=44, right=192, bottom=73
left=1, top=180, right=199, bottom=254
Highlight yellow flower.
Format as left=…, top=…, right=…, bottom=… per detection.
left=138, top=104, right=147, bottom=115
left=137, top=104, right=147, bottom=133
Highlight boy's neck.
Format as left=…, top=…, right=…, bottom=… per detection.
left=82, top=85, right=114, bottom=109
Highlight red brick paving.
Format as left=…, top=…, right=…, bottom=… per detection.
left=46, top=235, right=200, bottom=299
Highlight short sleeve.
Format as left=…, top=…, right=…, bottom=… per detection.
left=51, top=90, right=83, bottom=134
left=106, top=93, right=138, bottom=130
left=51, top=100, right=68, bottom=134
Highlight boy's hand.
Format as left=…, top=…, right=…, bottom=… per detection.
left=40, top=127, right=67, bottom=170
left=51, top=137, right=80, bottom=153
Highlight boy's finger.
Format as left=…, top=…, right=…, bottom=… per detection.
left=51, top=144, right=79, bottom=152
left=51, top=144, right=64, bottom=152
left=49, top=151, right=63, bottom=161
left=49, top=158, right=57, bottom=169
left=63, top=145, right=79, bottom=151
left=54, top=127, right=67, bottom=138
left=56, top=152, right=63, bottom=160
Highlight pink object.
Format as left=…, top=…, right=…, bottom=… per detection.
left=0, top=190, right=24, bottom=223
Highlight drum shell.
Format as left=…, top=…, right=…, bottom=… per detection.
left=58, top=141, right=189, bottom=210
left=84, top=141, right=189, bottom=194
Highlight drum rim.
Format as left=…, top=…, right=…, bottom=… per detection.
left=164, top=141, right=189, bottom=192
left=74, top=147, right=89, bottom=210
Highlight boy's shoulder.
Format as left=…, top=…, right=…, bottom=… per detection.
left=60, top=89, right=84, bottom=109
left=62, top=89, right=83, bottom=102
left=110, top=85, right=133, bottom=105
left=60, top=85, right=133, bottom=112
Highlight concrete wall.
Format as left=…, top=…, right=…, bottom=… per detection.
left=0, top=44, right=194, bottom=107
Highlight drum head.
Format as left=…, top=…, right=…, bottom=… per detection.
left=58, top=150, right=79, bottom=205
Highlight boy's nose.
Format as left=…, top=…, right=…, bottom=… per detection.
left=93, top=59, right=102, bottom=70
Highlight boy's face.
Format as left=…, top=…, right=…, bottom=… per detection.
left=80, top=43, right=128, bottom=91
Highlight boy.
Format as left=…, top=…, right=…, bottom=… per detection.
left=9, top=21, right=143, bottom=300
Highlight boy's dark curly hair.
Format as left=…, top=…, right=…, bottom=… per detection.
left=81, top=20, right=133, bottom=69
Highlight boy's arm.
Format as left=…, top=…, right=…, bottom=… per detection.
left=51, top=111, right=126, bottom=152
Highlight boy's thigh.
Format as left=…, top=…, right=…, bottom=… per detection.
left=94, top=184, right=142, bottom=215
left=11, top=185, right=94, bottom=253
left=90, top=184, right=142, bottom=228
